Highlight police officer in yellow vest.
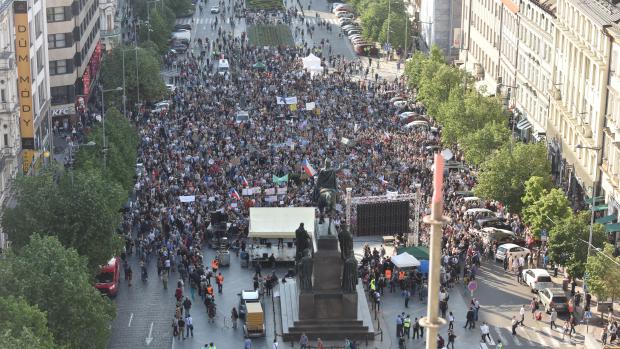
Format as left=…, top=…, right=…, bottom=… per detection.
left=204, top=343, right=216, bottom=349
left=403, top=315, right=412, bottom=339
left=369, top=278, right=376, bottom=293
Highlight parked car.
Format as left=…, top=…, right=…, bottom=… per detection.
left=339, top=18, right=355, bottom=26
left=333, top=3, right=354, bottom=12
left=165, top=83, right=176, bottom=93
left=210, top=6, right=220, bottom=13
left=95, top=256, right=121, bottom=297
left=238, top=289, right=261, bottom=318
left=153, top=100, right=171, bottom=113
left=538, top=287, right=569, bottom=313
left=521, top=269, right=554, bottom=293
left=170, top=41, right=188, bottom=53
left=495, top=243, right=530, bottom=262
left=336, top=12, right=355, bottom=19
left=477, top=227, right=516, bottom=245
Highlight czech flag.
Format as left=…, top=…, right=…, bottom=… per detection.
left=240, top=176, right=249, bottom=187
left=302, top=159, right=317, bottom=177
left=229, top=188, right=241, bottom=201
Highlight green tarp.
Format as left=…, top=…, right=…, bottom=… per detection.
left=593, top=204, right=609, bottom=212
left=596, top=214, right=616, bottom=224
left=584, top=196, right=605, bottom=205
left=396, top=246, right=430, bottom=260
left=605, top=222, right=620, bottom=233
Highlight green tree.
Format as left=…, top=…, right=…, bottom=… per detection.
left=522, top=188, right=572, bottom=238
left=586, top=243, right=620, bottom=302
left=459, top=121, right=510, bottom=166
left=0, top=296, right=57, bottom=349
left=417, top=63, right=464, bottom=118
left=378, top=12, right=410, bottom=50
left=101, top=46, right=166, bottom=106
left=144, top=8, right=173, bottom=53
left=3, top=168, right=124, bottom=270
left=76, top=108, right=139, bottom=193
left=0, top=235, right=115, bottom=349
left=360, top=1, right=389, bottom=42
left=548, top=212, right=607, bottom=278
left=522, top=176, right=553, bottom=208
left=474, top=142, right=551, bottom=212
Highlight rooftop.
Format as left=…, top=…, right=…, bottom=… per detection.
left=575, top=0, right=620, bottom=25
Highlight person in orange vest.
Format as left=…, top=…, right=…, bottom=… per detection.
left=206, top=283, right=214, bottom=297
left=211, top=258, right=219, bottom=274
left=398, top=271, right=406, bottom=289
left=216, top=272, right=224, bottom=293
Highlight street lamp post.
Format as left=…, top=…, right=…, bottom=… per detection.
left=576, top=143, right=602, bottom=283
left=100, top=86, right=124, bottom=169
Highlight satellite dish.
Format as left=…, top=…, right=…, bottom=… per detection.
left=441, top=149, right=454, bottom=161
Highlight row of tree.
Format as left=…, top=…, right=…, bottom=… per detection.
left=131, top=0, right=193, bottom=54
left=1, top=107, right=139, bottom=348
left=348, top=0, right=412, bottom=51
left=405, top=48, right=620, bottom=301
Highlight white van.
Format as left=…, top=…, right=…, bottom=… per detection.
left=217, top=59, right=230, bottom=75
left=171, top=30, right=191, bottom=42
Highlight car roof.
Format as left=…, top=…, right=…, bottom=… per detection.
left=241, top=290, right=259, bottom=300
left=524, top=268, right=550, bottom=276
left=498, top=243, right=520, bottom=248
left=543, top=287, right=566, bottom=294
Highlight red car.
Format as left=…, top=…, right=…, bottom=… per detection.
left=95, top=256, right=121, bottom=297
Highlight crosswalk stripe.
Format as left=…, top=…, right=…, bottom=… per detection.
left=532, top=328, right=549, bottom=347
left=493, top=327, right=508, bottom=345
left=512, top=330, right=522, bottom=346
left=543, top=327, right=561, bottom=347
left=520, top=326, right=535, bottom=343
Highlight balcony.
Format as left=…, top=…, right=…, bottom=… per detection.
left=0, top=51, right=14, bottom=71
left=0, top=102, right=17, bottom=114
left=101, top=27, right=122, bottom=38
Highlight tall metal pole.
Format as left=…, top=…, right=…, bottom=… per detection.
left=386, top=0, right=391, bottom=56
left=404, top=0, right=409, bottom=60
left=122, top=49, right=127, bottom=117
left=420, top=154, right=449, bottom=349
left=135, top=47, right=140, bottom=106
left=100, top=87, right=107, bottom=169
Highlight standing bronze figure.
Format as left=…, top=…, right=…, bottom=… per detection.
left=338, top=228, right=354, bottom=260
left=342, top=255, right=358, bottom=293
left=314, top=158, right=339, bottom=233
left=299, top=249, right=314, bottom=291
left=295, top=223, right=311, bottom=262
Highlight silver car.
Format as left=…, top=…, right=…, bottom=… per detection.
left=538, top=287, right=569, bottom=313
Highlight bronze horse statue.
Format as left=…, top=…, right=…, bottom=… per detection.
left=317, top=188, right=336, bottom=225
left=314, top=158, right=339, bottom=234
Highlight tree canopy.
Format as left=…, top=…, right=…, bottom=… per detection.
left=586, top=242, right=620, bottom=302
left=547, top=212, right=606, bottom=278
left=474, top=142, right=551, bottom=212
left=0, top=296, right=57, bottom=349
left=0, top=235, right=115, bottom=349
left=522, top=188, right=572, bottom=238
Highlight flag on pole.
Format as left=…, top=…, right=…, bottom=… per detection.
left=272, top=174, right=289, bottom=185
left=302, top=159, right=317, bottom=177
left=240, top=176, right=249, bottom=187
left=229, top=188, right=241, bottom=200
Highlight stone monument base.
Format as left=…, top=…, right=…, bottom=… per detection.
left=279, top=279, right=374, bottom=341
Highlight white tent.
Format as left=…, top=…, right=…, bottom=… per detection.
left=391, top=252, right=421, bottom=268
left=249, top=207, right=316, bottom=239
left=301, top=53, right=321, bottom=69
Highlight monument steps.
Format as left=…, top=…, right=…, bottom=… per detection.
left=293, top=319, right=364, bottom=326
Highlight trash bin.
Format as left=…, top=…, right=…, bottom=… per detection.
left=240, top=251, right=249, bottom=268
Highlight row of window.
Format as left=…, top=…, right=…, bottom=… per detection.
left=558, top=0, right=606, bottom=57
left=48, top=33, right=74, bottom=49
left=49, top=59, right=74, bottom=76
left=51, top=85, right=75, bottom=105
left=47, top=6, right=72, bottom=23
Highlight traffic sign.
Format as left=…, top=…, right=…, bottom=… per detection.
left=584, top=311, right=592, bottom=319
left=468, top=280, right=478, bottom=292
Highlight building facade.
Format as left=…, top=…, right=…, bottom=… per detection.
left=419, top=0, right=462, bottom=59
left=513, top=0, right=555, bottom=141
left=0, top=0, right=20, bottom=204
left=46, top=0, right=102, bottom=128
left=99, top=0, right=120, bottom=50
left=13, top=0, right=52, bottom=175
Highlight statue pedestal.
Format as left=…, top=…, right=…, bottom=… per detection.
left=299, top=291, right=358, bottom=319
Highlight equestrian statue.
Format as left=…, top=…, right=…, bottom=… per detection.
left=313, top=158, right=339, bottom=233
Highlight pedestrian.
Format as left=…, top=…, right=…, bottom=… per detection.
left=344, top=337, right=352, bottom=349
left=413, top=317, right=421, bottom=339
left=299, top=332, right=308, bottom=349
left=272, top=338, right=279, bottom=349
left=216, top=272, right=224, bottom=293
left=550, top=308, right=558, bottom=330
left=511, top=315, right=518, bottom=335
left=530, top=297, right=538, bottom=319
left=185, top=315, right=193, bottom=337
left=464, top=307, right=475, bottom=329
left=127, top=266, right=133, bottom=287
left=404, top=289, right=410, bottom=308
left=317, top=338, right=324, bottom=349
left=403, top=315, right=411, bottom=339
left=480, top=321, right=491, bottom=343
left=602, top=326, right=609, bottom=345
left=447, top=329, right=456, bottom=349
left=396, top=313, right=403, bottom=337
left=244, top=338, right=252, bottom=349
left=172, top=318, right=179, bottom=340
left=183, top=297, right=192, bottom=315
left=569, top=314, right=576, bottom=335
left=473, top=298, right=480, bottom=321
left=178, top=316, right=186, bottom=340
left=231, top=307, right=239, bottom=329
left=448, top=311, right=455, bottom=330
left=562, top=319, right=571, bottom=340
left=519, top=304, right=526, bottom=326
left=496, top=339, right=504, bottom=349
